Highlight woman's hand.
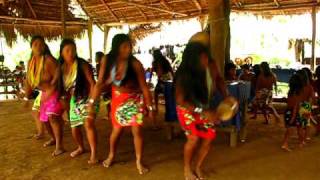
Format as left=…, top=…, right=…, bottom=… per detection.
left=203, top=109, right=218, bottom=124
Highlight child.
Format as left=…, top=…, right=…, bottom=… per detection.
left=282, top=74, right=303, bottom=151
left=239, top=64, right=254, bottom=81
left=296, top=69, right=314, bottom=142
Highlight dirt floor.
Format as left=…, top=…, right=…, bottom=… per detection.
left=0, top=101, right=320, bottom=180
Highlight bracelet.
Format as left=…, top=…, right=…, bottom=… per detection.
left=23, top=97, right=29, bottom=101
left=88, top=98, right=95, bottom=104
left=20, top=89, right=26, bottom=94
left=194, top=107, right=203, bottom=113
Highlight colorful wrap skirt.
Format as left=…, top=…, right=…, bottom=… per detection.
left=254, top=88, right=272, bottom=107
left=298, top=101, right=312, bottom=128
left=69, top=96, right=99, bottom=128
left=39, top=91, right=62, bottom=122
left=111, top=87, right=145, bottom=128
left=32, top=91, right=42, bottom=111
left=176, top=105, right=216, bottom=139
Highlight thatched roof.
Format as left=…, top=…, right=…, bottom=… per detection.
left=0, top=0, right=87, bottom=46
left=77, top=0, right=319, bottom=26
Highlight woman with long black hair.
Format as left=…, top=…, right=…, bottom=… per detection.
left=152, top=49, right=178, bottom=139
left=88, top=34, right=153, bottom=174
left=22, top=35, right=64, bottom=156
left=175, top=42, right=219, bottom=180
left=59, top=39, right=98, bottom=164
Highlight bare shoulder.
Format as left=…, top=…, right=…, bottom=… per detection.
left=132, top=58, right=143, bottom=70
left=45, top=55, right=58, bottom=67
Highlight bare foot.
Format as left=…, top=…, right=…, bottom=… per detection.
left=195, top=168, right=207, bottom=180
left=43, top=139, right=55, bottom=147
left=136, top=162, right=149, bottom=175
left=33, top=133, right=44, bottom=140
left=102, top=156, right=114, bottom=168
left=70, top=147, right=85, bottom=158
left=88, top=158, right=99, bottom=165
left=184, top=169, right=197, bottom=180
left=281, top=145, right=292, bottom=152
left=52, top=148, right=65, bottom=157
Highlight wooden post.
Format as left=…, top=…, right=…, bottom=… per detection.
left=311, top=6, right=317, bottom=71
left=208, top=0, right=230, bottom=74
left=88, top=19, right=93, bottom=61
left=103, top=25, right=110, bottom=53
left=61, top=0, right=66, bottom=37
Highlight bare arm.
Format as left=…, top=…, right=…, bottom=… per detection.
left=45, top=56, right=60, bottom=87
left=132, top=60, right=153, bottom=107
left=82, top=63, right=96, bottom=97
left=90, top=55, right=110, bottom=101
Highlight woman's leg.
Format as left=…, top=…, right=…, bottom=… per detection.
left=132, top=126, right=148, bottom=174
left=84, top=117, right=98, bottom=164
left=32, top=110, right=45, bottom=139
left=195, top=138, right=212, bottom=179
left=103, top=126, right=122, bottom=167
left=282, top=128, right=292, bottom=151
left=70, top=127, right=85, bottom=157
left=49, top=115, right=65, bottom=156
left=184, top=135, right=199, bottom=180
left=43, top=122, right=55, bottom=147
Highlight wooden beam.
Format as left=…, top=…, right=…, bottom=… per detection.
left=88, top=19, right=93, bottom=61
left=0, top=16, right=87, bottom=25
left=76, top=0, right=104, bottom=31
left=103, top=25, right=110, bottom=53
left=274, top=0, right=280, bottom=7
left=135, top=6, right=148, bottom=20
left=104, top=12, right=207, bottom=26
left=311, top=6, right=317, bottom=71
left=192, top=0, right=202, bottom=11
left=61, top=0, right=66, bottom=37
left=233, top=3, right=319, bottom=12
left=160, top=0, right=172, bottom=10
left=118, top=0, right=188, bottom=16
left=26, top=0, right=37, bottom=18
left=100, top=0, right=119, bottom=21
left=208, top=0, right=230, bottom=73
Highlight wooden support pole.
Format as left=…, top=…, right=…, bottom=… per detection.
left=311, top=6, right=317, bottom=71
left=88, top=19, right=93, bottom=61
left=61, top=0, right=66, bottom=38
left=208, top=0, right=230, bottom=74
left=103, top=25, right=110, bottom=53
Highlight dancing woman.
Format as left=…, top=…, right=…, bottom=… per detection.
left=59, top=39, right=98, bottom=164
left=88, top=34, right=153, bottom=174
left=175, top=42, right=219, bottom=180
left=22, top=36, right=64, bottom=156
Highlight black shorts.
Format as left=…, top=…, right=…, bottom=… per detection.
left=284, top=109, right=297, bottom=128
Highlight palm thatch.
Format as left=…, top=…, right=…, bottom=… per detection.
left=0, top=0, right=87, bottom=47
left=129, top=23, right=161, bottom=42
left=77, top=0, right=319, bottom=26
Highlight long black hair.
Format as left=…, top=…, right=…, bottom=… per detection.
left=30, top=35, right=51, bottom=59
left=260, top=62, right=272, bottom=77
left=296, top=69, right=308, bottom=87
left=175, top=42, right=212, bottom=106
left=302, top=67, right=312, bottom=83
left=152, top=49, right=173, bottom=75
left=105, top=34, right=138, bottom=85
left=288, top=74, right=304, bottom=97
left=58, top=38, right=92, bottom=98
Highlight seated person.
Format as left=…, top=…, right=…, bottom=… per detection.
left=224, top=62, right=237, bottom=81
left=239, top=64, right=254, bottom=81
